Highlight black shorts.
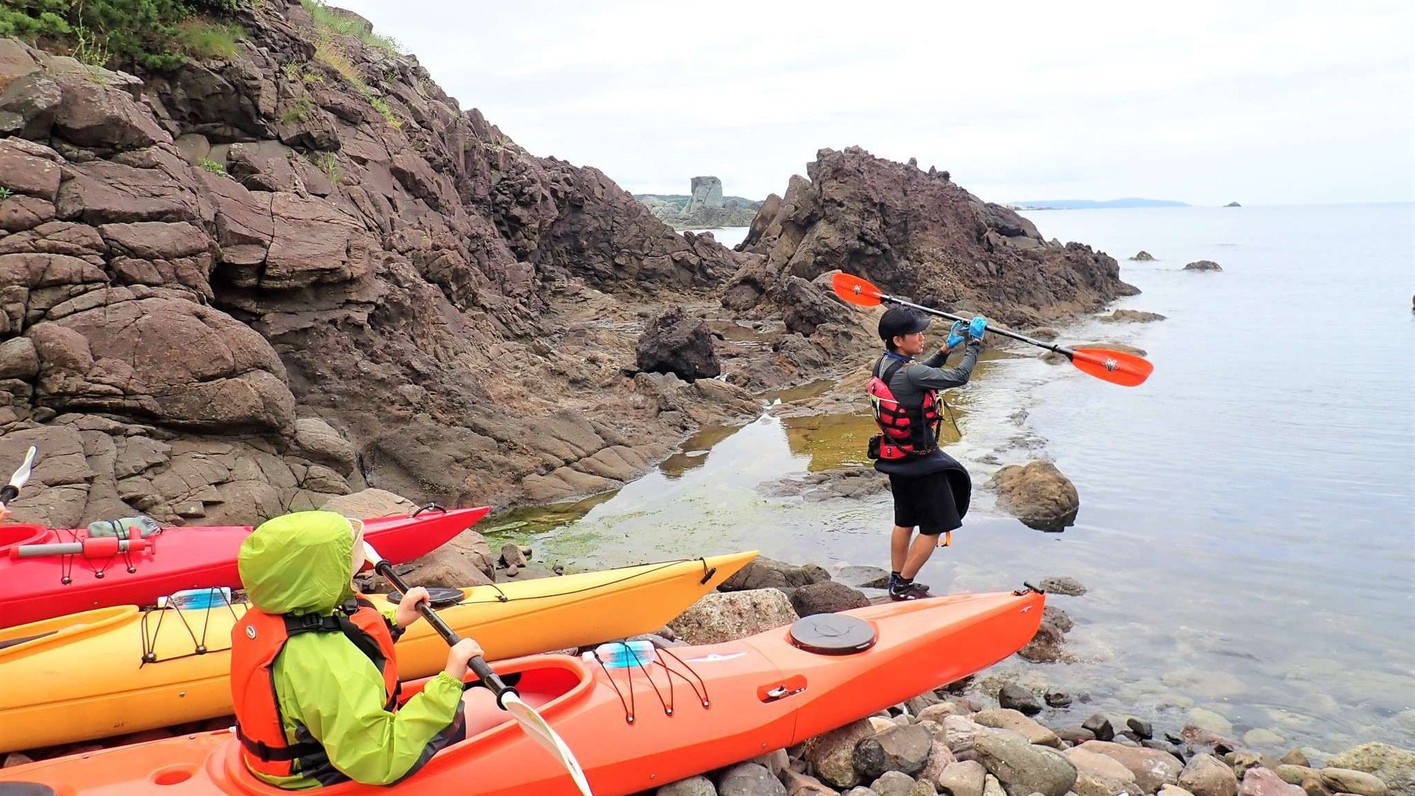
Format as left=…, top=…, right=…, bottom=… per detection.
left=888, top=470, right=962, bottom=535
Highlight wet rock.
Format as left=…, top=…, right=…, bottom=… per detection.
left=1184, top=260, right=1223, bottom=272
left=668, top=589, right=800, bottom=645
left=1326, top=743, right=1415, bottom=796
left=1180, top=753, right=1239, bottom=796
left=918, top=738, right=957, bottom=788
left=1057, top=727, right=1097, bottom=745
left=853, top=724, right=933, bottom=780
left=1187, top=708, right=1234, bottom=737
left=988, top=461, right=1079, bottom=531
left=1127, top=717, right=1154, bottom=740
left=1076, top=741, right=1184, bottom=793
left=781, top=766, right=837, bottom=795
left=1241, top=767, right=1305, bottom=796
left=1041, top=577, right=1088, bottom=596
left=1064, top=746, right=1139, bottom=796
left=972, top=731, right=1076, bottom=796
left=636, top=306, right=721, bottom=382
left=974, top=709, right=1059, bottom=747
left=1018, top=622, right=1067, bottom=663
left=1099, top=309, right=1167, bottom=322
left=836, top=564, right=893, bottom=589
left=1042, top=605, right=1074, bottom=631
left=997, top=685, right=1043, bottom=716
left=718, top=761, right=786, bottom=796
left=1130, top=251, right=1156, bottom=261
left=657, top=775, right=717, bottom=796
left=804, top=719, right=877, bottom=789
left=1317, top=769, right=1391, bottom=796
left=1279, top=751, right=1310, bottom=769
left=1045, top=692, right=1073, bottom=708
left=1081, top=718, right=1115, bottom=746
left=765, top=468, right=889, bottom=502
left=790, top=580, right=870, bottom=616
left=499, top=543, right=529, bottom=568
left=1243, top=729, right=1286, bottom=748
left=720, top=557, right=832, bottom=592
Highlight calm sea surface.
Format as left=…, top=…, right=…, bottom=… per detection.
left=511, top=206, right=1415, bottom=755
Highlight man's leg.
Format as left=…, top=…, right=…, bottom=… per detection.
left=899, top=532, right=938, bottom=580
left=890, top=524, right=912, bottom=574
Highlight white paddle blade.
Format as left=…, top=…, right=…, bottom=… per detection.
left=362, top=541, right=384, bottom=567
left=9, top=446, right=36, bottom=489
left=503, top=693, right=593, bottom=796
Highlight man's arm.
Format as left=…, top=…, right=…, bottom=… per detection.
left=909, top=341, right=981, bottom=389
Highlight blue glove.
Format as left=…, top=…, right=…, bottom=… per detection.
left=968, top=316, right=987, bottom=341
left=946, top=320, right=966, bottom=348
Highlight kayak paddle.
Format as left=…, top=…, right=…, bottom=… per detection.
left=362, top=542, right=594, bottom=796
left=831, top=273, right=1154, bottom=387
left=0, top=446, right=37, bottom=508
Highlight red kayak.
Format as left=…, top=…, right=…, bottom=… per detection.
left=0, top=506, right=489, bottom=628
left=0, top=588, right=1045, bottom=795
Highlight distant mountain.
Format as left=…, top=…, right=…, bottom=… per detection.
left=1011, top=198, right=1191, bottom=210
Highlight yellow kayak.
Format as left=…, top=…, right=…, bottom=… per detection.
left=0, top=552, right=756, bottom=753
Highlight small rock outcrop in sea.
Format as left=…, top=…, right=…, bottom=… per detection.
left=987, top=460, right=1080, bottom=531
left=1184, top=260, right=1224, bottom=272
left=1225, top=202, right=1242, bottom=207
left=637, top=176, right=764, bottom=228
left=1131, top=251, right=1157, bottom=261
left=1100, top=309, right=1167, bottom=323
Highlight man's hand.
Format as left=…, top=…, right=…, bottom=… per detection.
left=395, top=586, right=430, bottom=628
left=0, top=506, right=9, bottom=523
left=967, top=316, right=987, bottom=342
left=945, top=320, right=966, bottom=349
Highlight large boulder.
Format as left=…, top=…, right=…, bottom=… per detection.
left=987, top=460, right=1080, bottom=531
left=1326, top=743, right=1415, bottom=796
left=636, top=306, right=721, bottom=382
left=667, top=589, right=799, bottom=645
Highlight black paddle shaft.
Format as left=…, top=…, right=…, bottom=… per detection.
left=0, top=485, right=17, bottom=506
left=879, top=293, right=1077, bottom=359
left=372, top=559, right=512, bottom=696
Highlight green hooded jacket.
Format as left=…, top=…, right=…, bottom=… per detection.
left=237, top=511, right=465, bottom=789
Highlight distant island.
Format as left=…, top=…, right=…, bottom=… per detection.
left=636, top=176, right=764, bottom=229
left=1010, top=198, right=1191, bottom=210
left=1225, top=201, right=1242, bottom=207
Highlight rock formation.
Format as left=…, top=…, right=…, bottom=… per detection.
left=637, top=176, right=762, bottom=228
left=732, top=147, right=1139, bottom=330
left=1184, top=260, right=1223, bottom=272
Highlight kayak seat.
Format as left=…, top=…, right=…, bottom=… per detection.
left=788, top=613, right=877, bottom=655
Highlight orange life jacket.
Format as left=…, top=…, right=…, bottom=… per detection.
left=868, top=356, right=942, bottom=460
left=231, top=596, right=400, bottom=778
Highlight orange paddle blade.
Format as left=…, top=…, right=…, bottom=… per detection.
left=1070, top=348, right=1154, bottom=387
left=831, top=273, right=884, bottom=306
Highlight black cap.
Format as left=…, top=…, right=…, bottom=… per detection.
left=878, top=306, right=931, bottom=341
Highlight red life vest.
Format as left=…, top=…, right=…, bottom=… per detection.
left=231, top=596, right=401, bottom=779
left=868, top=356, right=942, bottom=460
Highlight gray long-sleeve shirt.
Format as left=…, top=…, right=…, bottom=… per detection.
left=872, top=340, right=981, bottom=407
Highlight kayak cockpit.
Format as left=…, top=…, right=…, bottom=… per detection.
left=0, top=523, right=54, bottom=554
left=211, top=654, right=594, bottom=794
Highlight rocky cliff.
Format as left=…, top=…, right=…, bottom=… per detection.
left=0, top=5, right=1137, bottom=531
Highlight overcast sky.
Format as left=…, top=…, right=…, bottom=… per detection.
left=332, top=0, right=1413, bottom=207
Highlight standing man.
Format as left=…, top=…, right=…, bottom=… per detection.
left=868, top=305, right=986, bottom=600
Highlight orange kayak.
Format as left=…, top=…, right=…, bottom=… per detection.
left=0, top=588, right=1044, bottom=795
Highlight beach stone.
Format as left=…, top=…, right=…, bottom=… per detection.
left=1130, top=251, right=1156, bottom=261
left=749, top=749, right=789, bottom=778
left=658, top=775, right=717, bottom=796
left=854, top=725, right=933, bottom=779
left=871, top=770, right=934, bottom=796
left=780, top=767, right=837, bottom=795
left=905, top=692, right=943, bottom=716
left=1077, top=741, right=1184, bottom=793
left=1280, top=751, right=1311, bottom=768
left=1161, top=787, right=1199, bottom=796
left=1127, top=718, right=1154, bottom=740
left=1241, top=767, right=1305, bottom=796
left=1082, top=715, right=1115, bottom=742
left=1327, top=743, right=1415, bottom=796
left=974, top=709, right=1060, bottom=747
left=1040, top=577, right=1088, bottom=596
left=1057, top=727, right=1097, bottom=745
left=974, top=732, right=1077, bottom=796
left=998, top=685, right=1043, bottom=716
left=835, top=565, right=892, bottom=589
left=942, top=715, right=996, bottom=755
left=1244, top=729, right=1287, bottom=748
left=790, top=580, right=869, bottom=616
left=804, top=719, right=876, bottom=789
left=983, top=774, right=1007, bottom=796
left=916, top=702, right=964, bottom=726
left=844, top=790, right=881, bottom=796
left=1064, top=746, right=1139, bottom=796
left=937, top=761, right=987, bottom=796
left=918, top=739, right=957, bottom=787
left=1181, top=754, right=1239, bottom=796
left=718, top=761, right=785, bottom=796
left=720, top=557, right=831, bottom=592
left=1044, top=691, right=1073, bottom=708
left=1188, top=708, right=1235, bottom=736
left=1317, top=769, right=1390, bottom=796
left=668, top=589, right=799, bottom=645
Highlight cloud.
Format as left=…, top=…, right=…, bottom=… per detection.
left=329, top=0, right=1415, bottom=205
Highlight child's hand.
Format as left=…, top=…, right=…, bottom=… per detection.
left=395, top=587, right=430, bottom=628
left=0, top=507, right=10, bottom=523
left=443, top=637, right=485, bottom=681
